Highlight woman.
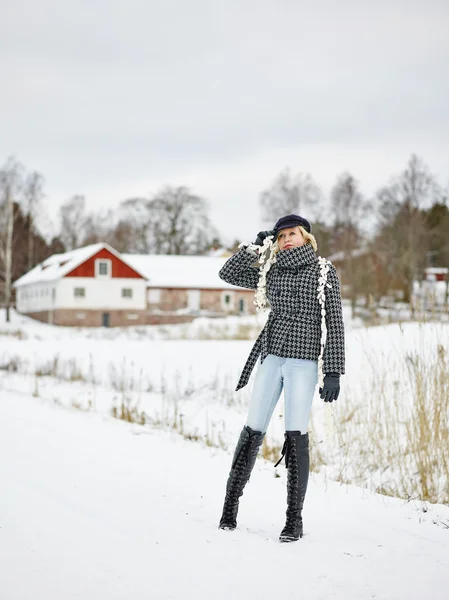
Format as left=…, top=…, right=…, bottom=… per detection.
left=217, top=213, right=345, bottom=542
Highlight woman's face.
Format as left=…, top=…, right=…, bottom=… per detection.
left=277, top=226, right=305, bottom=251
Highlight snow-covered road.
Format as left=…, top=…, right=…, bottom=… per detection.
left=1, top=390, right=448, bottom=600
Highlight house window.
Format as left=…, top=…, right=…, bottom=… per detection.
left=95, top=259, right=111, bottom=278
left=76, top=313, right=86, bottom=320
left=148, top=289, right=161, bottom=303
left=74, top=287, right=86, bottom=297
left=221, top=291, right=235, bottom=311
left=239, top=298, right=246, bottom=313
left=127, top=313, right=139, bottom=320
left=122, top=288, right=133, bottom=298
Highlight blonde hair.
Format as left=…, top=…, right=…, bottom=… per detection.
left=299, top=226, right=318, bottom=251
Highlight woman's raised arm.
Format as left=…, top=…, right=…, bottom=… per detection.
left=219, top=247, right=260, bottom=290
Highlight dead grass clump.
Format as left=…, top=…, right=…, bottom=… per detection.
left=334, top=336, right=449, bottom=505
left=0, top=355, right=21, bottom=372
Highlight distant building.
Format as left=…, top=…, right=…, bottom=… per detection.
left=13, top=243, right=256, bottom=327
left=413, top=267, right=449, bottom=309
left=122, top=253, right=255, bottom=325
left=423, top=267, right=448, bottom=283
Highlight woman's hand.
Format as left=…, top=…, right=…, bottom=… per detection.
left=254, top=230, right=275, bottom=246
left=319, top=373, right=340, bottom=402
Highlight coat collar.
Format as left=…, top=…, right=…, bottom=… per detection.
left=276, top=243, right=316, bottom=269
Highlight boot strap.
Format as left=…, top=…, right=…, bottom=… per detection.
left=274, top=438, right=290, bottom=468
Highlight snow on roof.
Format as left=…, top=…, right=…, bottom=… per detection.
left=122, top=253, right=247, bottom=290
left=12, top=243, right=147, bottom=287
left=327, top=248, right=370, bottom=262
left=13, top=242, right=251, bottom=291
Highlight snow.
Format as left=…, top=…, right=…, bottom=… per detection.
left=12, top=243, right=123, bottom=287
left=0, top=304, right=360, bottom=342
left=1, top=389, right=448, bottom=600
left=1, top=307, right=448, bottom=500
left=122, top=253, right=246, bottom=290
left=1, top=307, right=449, bottom=597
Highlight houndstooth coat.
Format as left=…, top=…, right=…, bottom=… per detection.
left=219, top=243, right=345, bottom=391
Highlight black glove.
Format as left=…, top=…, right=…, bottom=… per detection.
left=319, top=373, right=340, bottom=402
left=254, top=230, right=275, bottom=246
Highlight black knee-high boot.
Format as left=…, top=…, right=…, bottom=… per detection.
left=219, top=425, right=265, bottom=530
left=275, top=431, right=309, bottom=542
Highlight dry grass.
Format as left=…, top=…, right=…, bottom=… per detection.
left=1, top=326, right=447, bottom=506
left=0, top=329, right=26, bottom=339
left=326, top=338, right=449, bottom=505
left=0, top=355, right=21, bottom=372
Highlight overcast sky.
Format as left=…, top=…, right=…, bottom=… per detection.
left=2, top=0, right=449, bottom=243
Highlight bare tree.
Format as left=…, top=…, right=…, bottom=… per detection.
left=79, top=188, right=218, bottom=255
left=23, top=171, right=45, bottom=271
left=423, top=196, right=449, bottom=310
left=82, top=209, right=117, bottom=246
left=115, top=197, right=153, bottom=253
left=148, top=186, right=216, bottom=255
left=59, top=195, right=87, bottom=250
left=0, top=157, right=24, bottom=321
left=375, top=155, right=438, bottom=310
left=330, top=172, right=370, bottom=316
left=260, top=169, right=323, bottom=225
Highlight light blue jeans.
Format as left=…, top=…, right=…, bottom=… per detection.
left=246, top=354, right=318, bottom=434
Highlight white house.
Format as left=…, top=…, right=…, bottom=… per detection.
left=413, top=267, right=449, bottom=310
left=13, top=243, right=257, bottom=327
left=14, top=243, right=148, bottom=327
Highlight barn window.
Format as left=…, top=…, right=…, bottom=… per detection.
left=74, top=287, right=86, bottom=297
left=95, top=259, right=112, bottom=278
left=122, top=288, right=133, bottom=298
left=221, top=291, right=235, bottom=310
left=127, top=314, right=139, bottom=320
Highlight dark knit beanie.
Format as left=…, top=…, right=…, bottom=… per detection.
left=273, top=214, right=312, bottom=236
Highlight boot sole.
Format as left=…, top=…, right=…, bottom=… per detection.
left=279, top=533, right=302, bottom=543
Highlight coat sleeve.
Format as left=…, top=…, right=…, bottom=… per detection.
left=218, top=247, right=260, bottom=290
left=323, top=263, right=345, bottom=374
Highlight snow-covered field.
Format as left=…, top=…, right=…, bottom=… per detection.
left=1, top=308, right=448, bottom=504
left=1, top=388, right=448, bottom=600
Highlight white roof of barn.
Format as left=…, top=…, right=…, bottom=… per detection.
left=327, top=248, right=369, bottom=263
left=425, top=267, right=448, bottom=274
left=122, top=253, right=248, bottom=290
left=13, top=243, right=147, bottom=288
left=13, top=242, right=251, bottom=291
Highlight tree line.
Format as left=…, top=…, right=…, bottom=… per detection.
left=1, top=154, right=448, bottom=321
left=260, top=155, right=449, bottom=313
